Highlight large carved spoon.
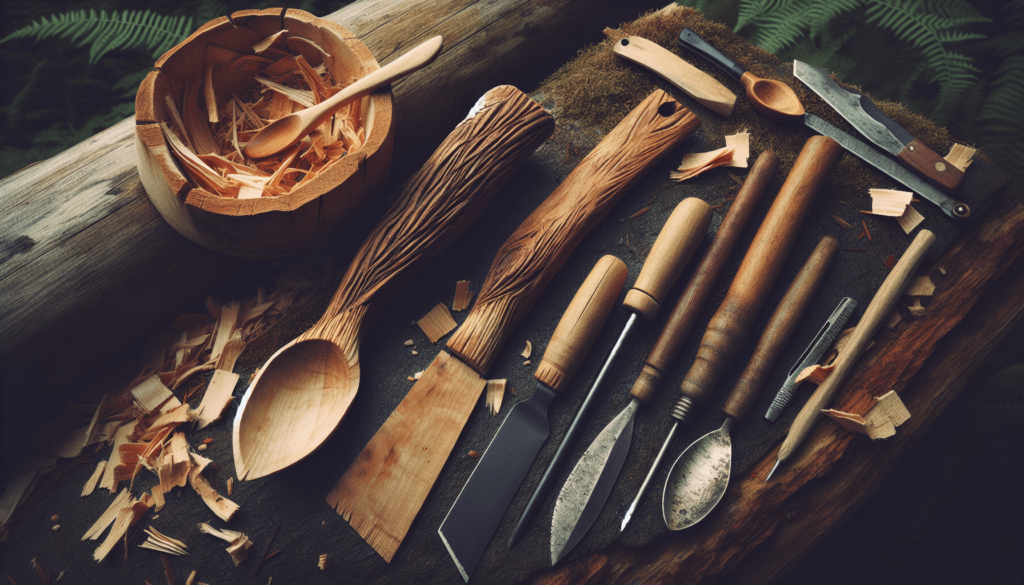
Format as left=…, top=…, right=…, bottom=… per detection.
left=232, top=86, right=555, bottom=480
left=677, top=28, right=804, bottom=122
left=243, top=36, right=443, bottom=158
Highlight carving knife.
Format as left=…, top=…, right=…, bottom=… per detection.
left=794, top=60, right=965, bottom=194
left=438, top=255, right=629, bottom=582
left=506, top=197, right=714, bottom=549
left=551, top=136, right=844, bottom=563
left=325, top=90, right=701, bottom=563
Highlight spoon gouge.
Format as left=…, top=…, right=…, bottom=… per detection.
left=766, top=229, right=935, bottom=481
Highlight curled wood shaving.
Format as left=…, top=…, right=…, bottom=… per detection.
left=521, top=341, right=532, bottom=359
left=822, top=390, right=910, bottom=439
left=670, top=132, right=750, bottom=182
left=417, top=303, right=458, bottom=343
left=485, top=379, right=506, bottom=415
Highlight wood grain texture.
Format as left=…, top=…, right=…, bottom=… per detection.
left=447, top=90, right=701, bottom=375
left=526, top=188, right=1024, bottom=585
left=233, top=86, right=554, bottom=480
left=535, top=256, right=628, bottom=393
left=678, top=136, right=843, bottom=409
left=622, top=197, right=712, bottom=322
left=629, top=151, right=778, bottom=405
left=897, top=138, right=965, bottom=193
left=722, top=236, right=837, bottom=421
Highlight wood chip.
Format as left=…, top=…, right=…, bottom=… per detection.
left=670, top=131, right=749, bottom=182
left=194, top=369, right=240, bottom=429
left=866, top=188, right=913, bottom=216
left=452, top=280, right=473, bottom=312
left=132, top=377, right=180, bottom=415
left=944, top=143, right=976, bottom=171
left=318, top=554, right=329, bottom=570
left=823, top=390, right=910, bottom=439
left=883, top=309, right=903, bottom=330
left=907, top=296, right=927, bottom=318
left=830, top=214, right=853, bottom=229
left=404, top=340, right=415, bottom=347
left=523, top=360, right=531, bottom=366
left=188, top=464, right=239, bottom=522
left=896, top=204, right=925, bottom=234
left=141, top=526, right=189, bottom=556
left=861, top=219, right=872, bottom=243
left=186, top=570, right=197, bottom=585
left=82, top=461, right=107, bottom=497
left=467, top=451, right=480, bottom=459
left=628, top=205, right=653, bottom=219
left=416, top=303, right=458, bottom=343
left=485, top=379, right=506, bottom=415
left=198, top=523, right=252, bottom=566
left=521, top=341, right=532, bottom=359
left=226, top=478, right=234, bottom=496
left=253, top=30, right=288, bottom=54
left=939, top=266, right=946, bottom=275
left=93, top=493, right=154, bottom=561
left=905, top=275, right=935, bottom=297
left=100, top=423, right=137, bottom=492
left=83, top=489, right=132, bottom=540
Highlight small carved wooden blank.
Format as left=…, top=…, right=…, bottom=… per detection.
left=417, top=303, right=458, bottom=343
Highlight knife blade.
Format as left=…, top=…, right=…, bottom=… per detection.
left=794, top=60, right=965, bottom=193
left=439, top=256, right=627, bottom=582
left=803, top=114, right=970, bottom=220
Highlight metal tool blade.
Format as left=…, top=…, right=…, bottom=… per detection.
left=803, top=114, right=970, bottom=220
left=794, top=60, right=909, bottom=155
left=662, top=418, right=732, bottom=530
left=550, top=399, right=637, bottom=564
left=438, top=383, right=555, bottom=581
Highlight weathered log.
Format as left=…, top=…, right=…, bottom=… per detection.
left=0, top=0, right=666, bottom=462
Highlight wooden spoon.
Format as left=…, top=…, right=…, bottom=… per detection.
left=676, top=28, right=804, bottom=121
left=243, top=36, right=444, bottom=158
left=231, top=86, right=555, bottom=480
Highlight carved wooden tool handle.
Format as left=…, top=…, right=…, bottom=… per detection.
left=676, top=27, right=746, bottom=81
left=447, top=90, right=701, bottom=375
left=676, top=136, right=843, bottom=418
left=623, top=197, right=712, bottom=322
left=535, top=256, right=628, bottom=392
left=897, top=139, right=965, bottom=193
left=300, top=86, right=555, bottom=358
left=630, top=151, right=777, bottom=405
left=722, top=236, right=838, bottom=421
left=777, top=229, right=935, bottom=463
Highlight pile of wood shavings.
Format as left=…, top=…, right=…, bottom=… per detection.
left=162, top=29, right=366, bottom=199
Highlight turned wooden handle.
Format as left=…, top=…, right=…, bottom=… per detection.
left=301, top=86, right=554, bottom=357
left=722, top=236, right=838, bottom=421
left=897, top=139, right=965, bottom=193
left=447, top=90, right=701, bottom=375
left=623, top=198, right=712, bottom=322
left=778, top=229, right=935, bottom=462
left=679, top=136, right=844, bottom=407
left=535, top=256, right=628, bottom=392
left=609, top=33, right=737, bottom=117
left=629, top=151, right=777, bottom=404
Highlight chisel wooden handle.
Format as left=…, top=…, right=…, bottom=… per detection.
left=897, top=139, right=964, bottom=193
left=623, top=197, right=712, bottom=322
left=448, top=90, right=701, bottom=375
left=722, top=236, right=838, bottom=421
left=675, top=136, right=843, bottom=419
left=777, top=229, right=934, bottom=464
left=536, top=256, right=628, bottom=392
left=630, top=151, right=777, bottom=405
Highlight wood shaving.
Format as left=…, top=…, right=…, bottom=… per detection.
left=188, top=460, right=239, bottom=522
left=523, top=360, right=531, bottom=366
left=830, top=214, right=853, bottom=229
left=82, top=461, right=108, bottom=497
left=861, top=219, right=872, bottom=243
left=905, top=275, right=935, bottom=297
left=195, top=370, right=241, bottom=429
left=822, top=390, right=910, bottom=439
left=318, top=554, right=329, bottom=570
left=404, top=340, right=415, bottom=347
left=521, top=341, right=532, bottom=359
left=140, top=526, right=189, bottom=556
left=865, top=188, right=913, bottom=216
left=131, top=377, right=181, bottom=416
left=670, top=131, right=749, bottom=182
left=452, top=280, right=473, bottom=312
left=896, top=204, right=925, bottom=234
left=485, top=379, right=506, bottom=415
left=908, top=296, right=927, bottom=318
left=629, top=205, right=653, bottom=219
left=227, top=478, right=234, bottom=496
left=198, top=523, right=253, bottom=566
left=416, top=303, right=458, bottom=343
left=93, top=493, right=154, bottom=561
left=944, top=143, right=976, bottom=171
left=467, top=451, right=480, bottom=459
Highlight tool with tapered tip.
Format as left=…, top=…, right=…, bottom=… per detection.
left=617, top=151, right=778, bottom=532
left=506, top=197, right=713, bottom=549
left=552, top=136, right=843, bottom=562
left=662, top=236, right=837, bottom=530
left=439, top=255, right=627, bottom=582
left=766, top=229, right=935, bottom=482
left=764, top=297, right=858, bottom=422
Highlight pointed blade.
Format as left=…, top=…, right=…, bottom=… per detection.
left=550, top=399, right=638, bottom=564
left=439, top=384, right=556, bottom=581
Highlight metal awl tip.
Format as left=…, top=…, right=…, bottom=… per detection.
left=765, top=459, right=781, bottom=482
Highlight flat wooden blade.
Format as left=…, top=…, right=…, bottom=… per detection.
left=325, top=351, right=486, bottom=562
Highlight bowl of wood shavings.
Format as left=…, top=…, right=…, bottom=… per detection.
left=135, top=8, right=394, bottom=258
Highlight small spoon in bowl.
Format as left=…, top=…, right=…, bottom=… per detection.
left=243, top=35, right=443, bottom=159
left=677, top=28, right=804, bottom=122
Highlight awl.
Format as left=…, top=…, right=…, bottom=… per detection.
left=507, top=197, right=713, bottom=548
left=439, top=255, right=628, bottom=582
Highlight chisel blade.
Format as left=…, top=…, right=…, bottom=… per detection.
left=439, top=384, right=556, bottom=582
left=550, top=399, right=637, bottom=564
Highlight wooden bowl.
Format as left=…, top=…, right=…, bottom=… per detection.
left=134, top=8, right=394, bottom=258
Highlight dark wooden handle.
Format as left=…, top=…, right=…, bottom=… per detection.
left=535, top=256, right=628, bottom=392
left=623, top=198, right=712, bottom=321
left=778, top=229, right=935, bottom=463
left=301, top=86, right=554, bottom=359
left=679, top=136, right=844, bottom=406
left=629, top=151, right=777, bottom=405
left=677, top=27, right=746, bottom=81
left=722, top=236, right=838, bottom=420
left=447, top=90, right=701, bottom=374
left=897, top=139, right=965, bottom=193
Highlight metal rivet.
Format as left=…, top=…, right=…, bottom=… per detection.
left=908, top=145, right=916, bottom=152
left=935, top=161, right=946, bottom=172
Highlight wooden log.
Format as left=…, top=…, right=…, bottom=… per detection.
left=0, top=0, right=666, bottom=462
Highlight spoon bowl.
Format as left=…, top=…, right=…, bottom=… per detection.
left=740, top=73, right=805, bottom=121
left=662, top=419, right=732, bottom=531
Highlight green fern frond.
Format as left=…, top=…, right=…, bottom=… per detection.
left=0, top=9, right=194, bottom=64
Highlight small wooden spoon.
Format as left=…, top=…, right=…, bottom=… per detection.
left=243, top=36, right=443, bottom=159
left=677, top=28, right=804, bottom=121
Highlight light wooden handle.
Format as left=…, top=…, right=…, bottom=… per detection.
left=778, top=229, right=935, bottom=463
left=722, top=236, right=838, bottom=421
left=447, top=90, right=701, bottom=375
left=300, top=86, right=554, bottom=359
left=678, top=136, right=843, bottom=407
left=535, top=256, right=628, bottom=392
left=897, top=139, right=965, bottom=193
left=629, top=151, right=777, bottom=405
left=609, top=33, right=736, bottom=117
left=623, top=198, right=712, bottom=321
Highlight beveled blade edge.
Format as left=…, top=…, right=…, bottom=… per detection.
left=551, top=400, right=638, bottom=564
left=438, top=385, right=555, bottom=581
